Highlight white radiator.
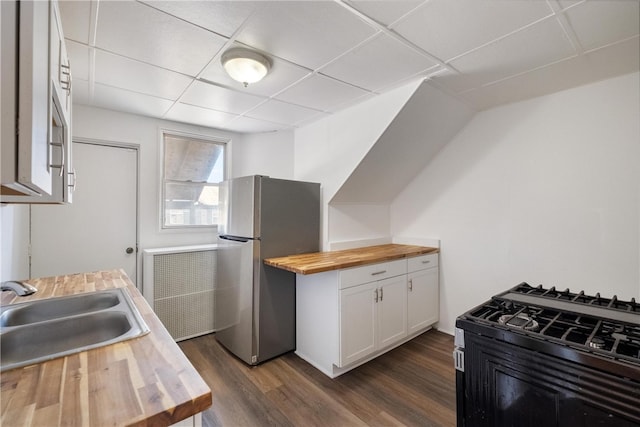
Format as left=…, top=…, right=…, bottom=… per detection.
left=142, top=244, right=217, bottom=341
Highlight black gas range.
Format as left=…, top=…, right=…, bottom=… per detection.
left=454, top=283, right=640, bottom=427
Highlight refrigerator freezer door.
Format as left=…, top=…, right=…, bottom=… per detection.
left=218, top=175, right=260, bottom=238
left=258, top=177, right=321, bottom=258
left=214, top=237, right=259, bottom=364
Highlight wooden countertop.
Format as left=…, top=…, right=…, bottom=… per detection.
left=264, top=243, right=439, bottom=275
left=0, top=269, right=212, bottom=426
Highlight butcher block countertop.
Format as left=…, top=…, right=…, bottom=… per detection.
left=0, top=269, right=212, bottom=427
left=264, top=243, right=439, bottom=275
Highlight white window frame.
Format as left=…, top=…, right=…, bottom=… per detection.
left=159, top=130, right=228, bottom=230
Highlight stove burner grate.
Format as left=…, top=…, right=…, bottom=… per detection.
left=465, top=290, right=640, bottom=365
left=511, top=283, right=639, bottom=313
left=498, top=313, right=540, bottom=331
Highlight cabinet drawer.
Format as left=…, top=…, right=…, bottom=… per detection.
left=407, top=253, right=438, bottom=272
left=339, top=259, right=406, bottom=289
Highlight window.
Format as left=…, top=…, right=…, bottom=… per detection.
left=162, top=132, right=226, bottom=228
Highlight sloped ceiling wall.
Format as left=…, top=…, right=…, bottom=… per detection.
left=330, top=81, right=475, bottom=204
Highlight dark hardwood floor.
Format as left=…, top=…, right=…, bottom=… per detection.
left=179, top=330, right=456, bottom=427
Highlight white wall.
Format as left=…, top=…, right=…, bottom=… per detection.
left=391, top=72, right=640, bottom=334
left=328, top=204, right=390, bottom=249
left=232, top=130, right=294, bottom=179
left=0, top=204, right=30, bottom=281
left=295, top=79, right=422, bottom=248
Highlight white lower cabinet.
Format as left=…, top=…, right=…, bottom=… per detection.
left=377, top=275, right=409, bottom=348
left=339, top=281, right=377, bottom=366
left=407, top=253, right=439, bottom=335
left=339, top=275, right=407, bottom=367
left=296, top=253, right=438, bottom=378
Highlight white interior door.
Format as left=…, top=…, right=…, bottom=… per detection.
left=31, top=142, right=138, bottom=284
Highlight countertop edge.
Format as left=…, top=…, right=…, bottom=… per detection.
left=0, top=269, right=212, bottom=427
left=264, top=244, right=439, bottom=275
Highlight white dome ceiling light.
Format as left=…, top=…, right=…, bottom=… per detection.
left=221, top=48, right=271, bottom=87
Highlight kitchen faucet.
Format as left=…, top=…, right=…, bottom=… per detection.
left=1, top=280, right=37, bottom=296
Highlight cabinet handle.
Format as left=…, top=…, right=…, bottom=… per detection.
left=421, top=260, right=431, bottom=264
left=374, top=288, right=378, bottom=303
left=68, top=168, right=77, bottom=191
left=379, top=287, right=383, bottom=301
left=61, top=63, right=71, bottom=92
left=371, top=270, right=386, bottom=276
left=409, top=279, right=413, bottom=291
left=49, top=142, right=65, bottom=177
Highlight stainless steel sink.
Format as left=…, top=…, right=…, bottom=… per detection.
left=0, top=291, right=120, bottom=327
left=0, top=288, right=150, bottom=371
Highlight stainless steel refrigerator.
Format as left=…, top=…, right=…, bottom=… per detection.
left=215, top=175, right=320, bottom=365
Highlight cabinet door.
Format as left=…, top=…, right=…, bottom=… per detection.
left=2, top=0, right=74, bottom=204
left=377, top=275, right=408, bottom=349
left=46, top=1, right=73, bottom=203
left=339, top=282, right=377, bottom=367
left=407, top=267, right=439, bottom=334
left=50, top=0, right=71, bottom=118
left=17, top=0, right=53, bottom=195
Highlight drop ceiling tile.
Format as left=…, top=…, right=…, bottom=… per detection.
left=246, top=99, right=324, bottom=125
left=557, top=1, right=583, bottom=12
left=459, top=36, right=640, bottom=111
left=320, top=33, right=437, bottom=91
left=180, top=80, right=266, bottom=114
left=346, top=0, right=425, bottom=26
left=139, top=1, right=260, bottom=38
left=200, top=46, right=312, bottom=97
left=66, top=40, right=90, bottom=81
left=393, top=0, right=554, bottom=62
left=445, top=17, right=576, bottom=93
left=276, top=74, right=370, bottom=112
left=59, top=0, right=91, bottom=43
left=236, top=1, right=377, bottom=70
left=88, top=83, right=175, bottom=117
left=224, top=116, right=291, bottom=133
left=94, top=50, right=192, bottom=100
left=164, top=103, right=238, bottom=129
left=345, top=0, right=425, bottom=26
left=564, top=0, right=640, bottom=51
left=71, top=78, right=90, bottom=105
left=95, top=1, right=227, bottom=76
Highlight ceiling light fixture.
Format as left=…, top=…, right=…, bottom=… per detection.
left=221, top=48, right=271, bottom=87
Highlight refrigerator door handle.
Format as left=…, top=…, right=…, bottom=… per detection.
left=219, top=235, right=252, bottom=243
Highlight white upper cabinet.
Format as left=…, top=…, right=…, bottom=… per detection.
left=50, top=1, right=71, bottom=119
left=1, top=0, right=74, bottom=204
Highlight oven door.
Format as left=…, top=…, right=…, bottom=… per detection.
left=459, top=330, right=640, bottom=427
